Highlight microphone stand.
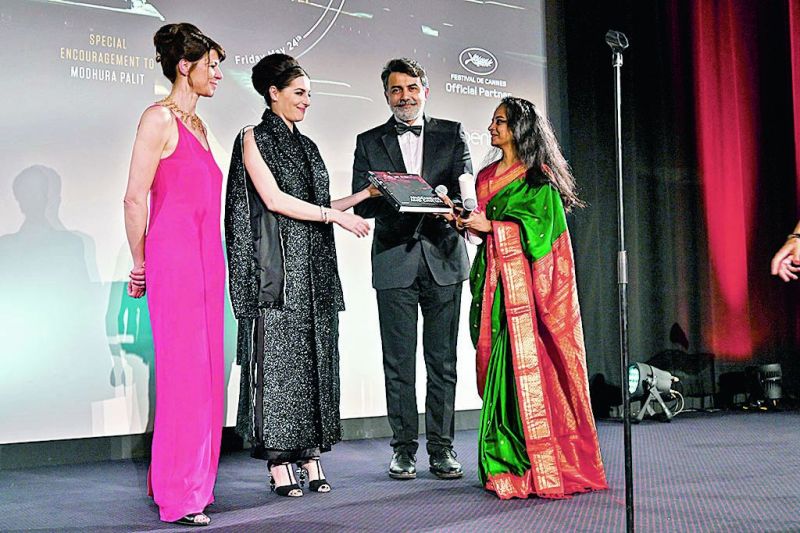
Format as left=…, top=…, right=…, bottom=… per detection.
left=605, top=29, right=634, bottom=533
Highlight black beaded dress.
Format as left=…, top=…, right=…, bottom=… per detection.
left=225, top=109, right=344, bottom=463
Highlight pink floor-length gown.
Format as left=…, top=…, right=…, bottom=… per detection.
left=144, top=113, right=225, bottom=523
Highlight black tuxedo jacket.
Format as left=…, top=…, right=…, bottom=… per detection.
left=352, top=115, right=472, bottom=290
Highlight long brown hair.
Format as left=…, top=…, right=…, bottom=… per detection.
left=491, top=97, right=584, bottom=211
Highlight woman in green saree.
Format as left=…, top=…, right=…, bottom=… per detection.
left=458, top=97, right=608, bottom=499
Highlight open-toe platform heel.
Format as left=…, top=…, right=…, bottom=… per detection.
left=298, top=457, right=331, bottom=493
left=269, top=462, right=303, bottom=497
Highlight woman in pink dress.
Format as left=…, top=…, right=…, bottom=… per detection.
left=123, top=23, right=225, bottom=527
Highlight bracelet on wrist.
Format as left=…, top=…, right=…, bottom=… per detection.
left=319, top=205, right=331, bottom=224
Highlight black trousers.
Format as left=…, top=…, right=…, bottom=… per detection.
left=376, top=255, right=462, bottom=455
left=250, top=445, right=320, bottom=465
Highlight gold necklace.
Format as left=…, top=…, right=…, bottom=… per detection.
left=157, top=97, right=205, bottom=133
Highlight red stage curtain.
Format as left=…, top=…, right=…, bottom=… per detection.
left=692, top=0, right=759, bottom=359
left=790, top=0, right=800, bottom=347
left=791, top=0, right=800, bottom=210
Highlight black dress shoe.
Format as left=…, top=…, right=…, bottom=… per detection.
left=389, top=451, right=416, bottom=480
left=429, top=448, right=463, bottom=479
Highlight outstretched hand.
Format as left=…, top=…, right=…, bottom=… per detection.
left=333, top=211, right=371, bottom=238
left=771, top=238, right=800, bottom=282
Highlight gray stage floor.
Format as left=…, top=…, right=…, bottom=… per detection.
left=2, top=411, right=800, bottom=532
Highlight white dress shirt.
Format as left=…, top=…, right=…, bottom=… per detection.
left=396, top=117, right=424, bottom=176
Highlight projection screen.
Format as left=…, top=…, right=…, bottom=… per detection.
left=0, top=0, right=548, bottom=444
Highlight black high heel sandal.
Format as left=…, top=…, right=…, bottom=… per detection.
left=269, top=462, right=303, bottom=497
left=173, top=513, right=210, bottom=526
left=297, top=457, right=331, bottom=493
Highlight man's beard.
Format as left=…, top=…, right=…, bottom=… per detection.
left=392, top=100, right=423, bottom=123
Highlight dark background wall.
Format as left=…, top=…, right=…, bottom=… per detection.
left=548, top=0, right=800, bottom=398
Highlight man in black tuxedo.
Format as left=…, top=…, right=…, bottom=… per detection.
left=352, top=58, right=472, bottom=480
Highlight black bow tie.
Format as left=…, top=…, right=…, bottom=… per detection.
left=395, top=123, right=422, bottom=136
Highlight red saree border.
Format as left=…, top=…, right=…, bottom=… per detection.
left=532, top=232, right=607, bottom=480
left=485, top=469, right=600, bottom=501
left=480, top=227, right=608, bottom=499
left=476, top=161, right=526, bottom=208
left=484, top=221, right=565, bottom=498
left=474, top=161, right=529, bottom=396
left=475, top=231, right=497, bottom=398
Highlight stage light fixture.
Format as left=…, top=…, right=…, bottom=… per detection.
left=758, top=363, right=783, bottom=407
left=628, top=363, right=680, bottom=422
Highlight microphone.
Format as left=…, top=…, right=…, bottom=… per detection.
left=434, top=184, right=448, bottom=197
left=605, top=30, right=629, bottom=52
left=605, top=30, right=628, bottom=68
left=460, top=197, right=477, bottom=218
left=457, top=173, right=482, bottom=245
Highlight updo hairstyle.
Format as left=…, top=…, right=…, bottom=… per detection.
left=153, top=23, right=225, bottom=83
left=251, top=54, right=308, bottom=106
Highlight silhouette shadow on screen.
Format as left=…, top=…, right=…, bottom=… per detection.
left=0, top=165, right=113, bottom=442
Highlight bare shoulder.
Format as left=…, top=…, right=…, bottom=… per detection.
left=138, top=105, right=174, bottom=133
left=242, top=127, right=259, bottom=154
left=241, top=127, right=272, bottom=178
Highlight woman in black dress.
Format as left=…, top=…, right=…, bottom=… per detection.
left=225, top=54, right=377, bottom=497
